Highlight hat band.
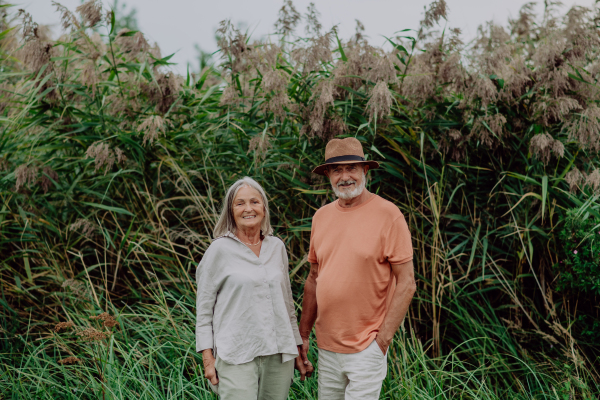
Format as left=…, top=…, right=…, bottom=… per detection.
left=325, top=155, right=365, bottom=164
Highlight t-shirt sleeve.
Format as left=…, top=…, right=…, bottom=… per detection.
left=307, top=214, right=318, bottom=264
left=383, top=213, right=413, bottom=264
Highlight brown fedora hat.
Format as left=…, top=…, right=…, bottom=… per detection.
left=312, top=137, right=380, bottom=175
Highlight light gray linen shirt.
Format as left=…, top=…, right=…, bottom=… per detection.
left=195, top=232, right=303, bottom=364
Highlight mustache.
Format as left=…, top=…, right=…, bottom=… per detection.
left=337, top=179, right=357, bottom=187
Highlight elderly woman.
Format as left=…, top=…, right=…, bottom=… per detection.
left=196, top=177, right=311, bottom=399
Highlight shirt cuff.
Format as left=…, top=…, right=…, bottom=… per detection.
left=294, top=329, right=303, bottom=346
left=196, top=329, right=214, bottom=352
left=389, top=256, right=413, bottom=265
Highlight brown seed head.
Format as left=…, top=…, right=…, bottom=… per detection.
left=77, top=327, right=110, bottom=342
left=307, top=79, right=335, bottom=135
left=90, top=312, right=120, bottom=328
left=115, top=148, right=127, bottom=165
left=18, top=9, right=38, bottom=42
left=586, top=169, right=600, bottom=192
left=138, top=115, right=166, bottom=145
left=116, top=29, right=149, bottom=58
left=15, top=164, right=39, bottom=191
left=54, top=321, right=75, bottom=332
left=367, top=81, right=393, bottom=122
left=304, top=3, right=322, bottom=36
left=248, top=134, right=273, bottom=161
left=58, top=356, right=81, bottom=365
left=21, top=39, right=53, bottom=75
left=471, top=114, right=506, bottom=147
left=39, top=166, right=58, bottom=194
left=565, top=168, right=584, bottom=192
left=52, top=1, right=79, bottom=31
left=509, top=2, right=536, bottom=38
left=68, top=219, right=97, bottom=237
left=353, top=19, right=365, bottom=43
left=529, top=133, right=565, bottom=165
left=566, top=105, right=600, bottom=152
left=76, top=0, right=102, bottom=28
left=85, top=141, right=115, bottom=173
left=274, top=0, right=301, bottom=36
left=420, top=0, right=448, bottom=35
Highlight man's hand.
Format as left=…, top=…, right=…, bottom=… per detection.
left=294, top=355, right=314, bottom=380
left=375, top=260, right=416, bottom=358
left=297, top=341, right=314, bottom=379
left=202, top=349, right=219, bottom=385
left=301, top=337, right=310, bottom=366
left=374, top=334, right=389, bottom=356
left=298, top=262, right=318, bottom=376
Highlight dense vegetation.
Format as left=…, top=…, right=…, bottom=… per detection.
left=1, top=0, right=599, bottom=398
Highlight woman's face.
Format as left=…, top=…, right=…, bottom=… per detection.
left=232, top=185, right=265, bottom=232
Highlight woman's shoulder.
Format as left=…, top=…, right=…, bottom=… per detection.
left=202, top=236, right=236, bottom=258
left=266, top=234, right=286, bottom=248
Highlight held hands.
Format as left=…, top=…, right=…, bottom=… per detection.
left=295, top=339, right=314, bottom=380
left=202, top=349, right=219, bottom=385
left=294, top=355, right=313, bottom=381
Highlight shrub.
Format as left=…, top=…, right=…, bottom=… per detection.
left=554, top=208, right=600, bottom=343
left=1, top=0, right=600, bottom=397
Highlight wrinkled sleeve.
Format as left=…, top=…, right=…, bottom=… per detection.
left=195, top=246, right=217, bottom=352
left=307, top=214, right=318, bottom=264
left=281, top=244, right=303, bottom=346
left=384, top=213, right=414, bottom=265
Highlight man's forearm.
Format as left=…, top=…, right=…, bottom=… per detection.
left=299, top=263, right=319, bottom=338
left=377, top=262, right=416, bottom=347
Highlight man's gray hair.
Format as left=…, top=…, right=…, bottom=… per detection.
left=213, top=177, right=273, bottom=238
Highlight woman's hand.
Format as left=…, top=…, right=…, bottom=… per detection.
left=202, top=349, right=219, bottom=385
left=295, top=345, right=314, bottom=380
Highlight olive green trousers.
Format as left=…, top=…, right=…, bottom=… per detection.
left=209, top=354, right=294, bottom=400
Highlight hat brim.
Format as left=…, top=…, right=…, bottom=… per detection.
left=312, top=160, right=380, bottom=176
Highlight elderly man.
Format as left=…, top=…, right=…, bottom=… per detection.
left=298, top=137, right=416, bottom=399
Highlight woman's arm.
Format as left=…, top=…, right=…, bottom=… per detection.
left=196, top=260, right=217, bottom=353
left=281, top=245, right=313, bottom=380
left=196, top=249, right=218, bottom=379
left=281, top=246, right=303, bottom=346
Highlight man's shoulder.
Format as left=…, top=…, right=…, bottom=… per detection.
left=314, top=200, right=338, bottom=218
left=373, top=195, right=404, bottom=218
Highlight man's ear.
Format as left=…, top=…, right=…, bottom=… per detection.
left=364, top=165, right=370, bottom=175
left=323, top=169, right=330, bottom=178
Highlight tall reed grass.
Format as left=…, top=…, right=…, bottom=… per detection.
left=0, top=0, right=599, bottom=398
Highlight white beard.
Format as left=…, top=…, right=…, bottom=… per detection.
left=332, top=172, right=366, bottom=200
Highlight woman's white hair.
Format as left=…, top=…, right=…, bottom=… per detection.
left=213, top=177, right=273, bottom=238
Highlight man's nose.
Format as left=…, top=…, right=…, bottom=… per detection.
left=341, top=170, right=351, bottom=181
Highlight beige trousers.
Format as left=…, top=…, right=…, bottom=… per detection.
left=318, top=340, right=388, bottom=400
left=209, top=354, right=294, bottom=400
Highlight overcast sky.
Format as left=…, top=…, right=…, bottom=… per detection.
left=18, top=0, right=598, bottom=73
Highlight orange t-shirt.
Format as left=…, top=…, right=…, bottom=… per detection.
left=307, top=194, right=413, bottom=353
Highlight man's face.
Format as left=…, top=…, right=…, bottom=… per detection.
left=325, top=163, right=368, bottom=200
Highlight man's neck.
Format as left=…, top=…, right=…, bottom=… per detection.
left=337, top=189, right=373, bottom=209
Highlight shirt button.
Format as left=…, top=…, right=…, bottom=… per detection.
left=266, top=295, right=270, bottom=299
left=263, top=280, right=267, bottom=283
